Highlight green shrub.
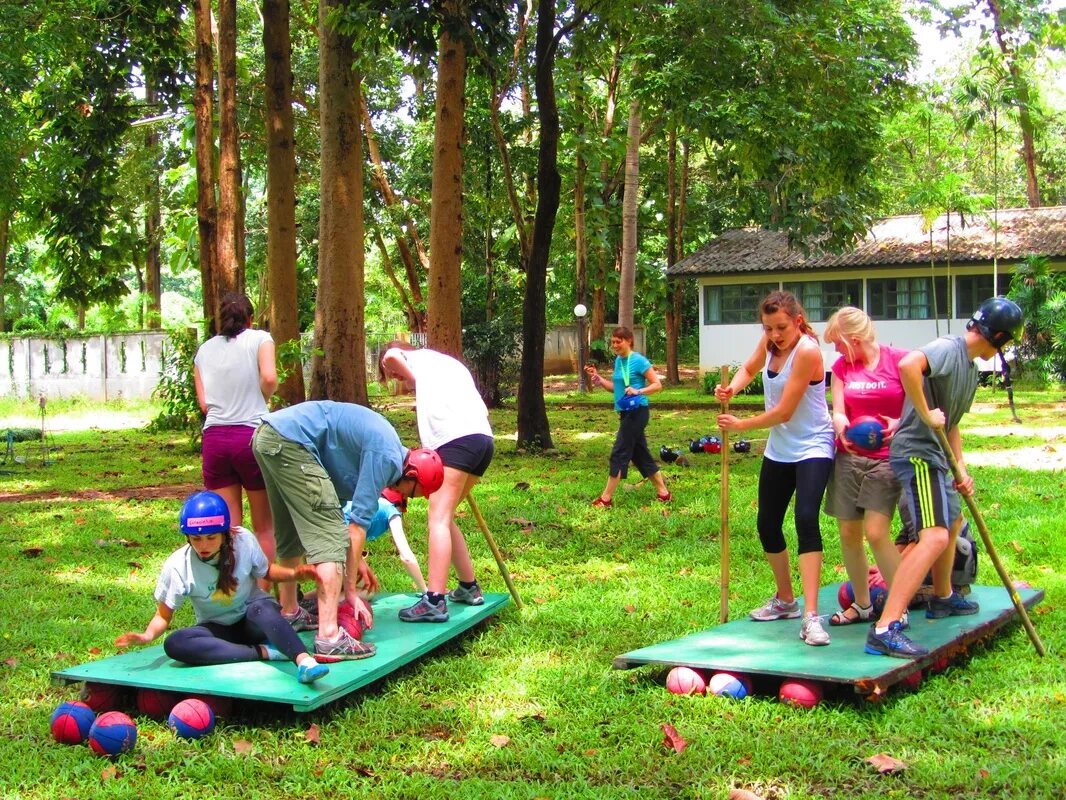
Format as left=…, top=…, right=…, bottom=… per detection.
left=702, top=364, right=763, bottom=396
left=148, top=328, right=202, bottom=442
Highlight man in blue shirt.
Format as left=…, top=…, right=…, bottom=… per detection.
left=253, top=401, right=443, bottom=659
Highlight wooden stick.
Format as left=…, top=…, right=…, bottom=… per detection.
left=933, top=428, right=1044, bottom=656
left=466, top=493, right=524, bottom=609
left=719, top=365, right=730, bottom=624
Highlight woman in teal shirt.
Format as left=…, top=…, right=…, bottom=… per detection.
left=584, top=326, right=671, bottom=507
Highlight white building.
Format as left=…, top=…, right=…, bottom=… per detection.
left=668, top=206, right=1066, bottom=374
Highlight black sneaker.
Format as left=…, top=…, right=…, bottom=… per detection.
left=926, top=592, right=980, bottom=619
left=864, top=621, right=928, bottom=658
left=398, top=593, right=449, bottom=623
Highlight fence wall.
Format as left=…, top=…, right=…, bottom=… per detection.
left=0, top=332, right=168, bottom=401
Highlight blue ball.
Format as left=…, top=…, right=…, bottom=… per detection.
left=88, top=711, right=137, bottom=756
left=50, top=701, right=96, bottom=745
left=844, top=416, right=885, bottom=451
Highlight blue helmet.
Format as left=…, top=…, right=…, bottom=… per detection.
left=179, top=491, right=230, bottom=535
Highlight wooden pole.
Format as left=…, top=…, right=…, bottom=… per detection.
left=933, top=427, right=1044, bottom=656
left=719, top=365, right=730, bottom=624
left=466, top=493, right=523, bottom=609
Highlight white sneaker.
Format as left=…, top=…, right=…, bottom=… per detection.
left=800, top=613, right=831, bottom=646
left=749, top=595, right=802, bottom=621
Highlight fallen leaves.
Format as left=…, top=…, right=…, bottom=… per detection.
left=865, top=752, right=908, bottom=774
left=233, top=738, right=254, bottom=756
left=489, top=734, right=511, bottom=748
left=21, top=547, right=43, bottom=558
left=304, top=724, right=320, bottom=745
left=660, top=723, right=686, bottom=754
left=728, top=790, right=765, bottom=800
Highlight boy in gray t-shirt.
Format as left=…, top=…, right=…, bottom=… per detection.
left=865, top=298, right=1022, bottom=659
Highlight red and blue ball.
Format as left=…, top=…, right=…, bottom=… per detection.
left=88, top=711, right=138, bottom=756
left=168, top=698, right=215, bottom=740
left=50, top=701, right=96, bottom=745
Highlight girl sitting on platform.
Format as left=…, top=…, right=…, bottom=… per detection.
left=115, top=491, right=330, bottom=685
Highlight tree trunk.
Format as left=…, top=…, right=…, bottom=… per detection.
left=362, top=95, right=427, bottom=329
left=618, top=97, right=640, bottom=331
left=988, top=0, right=1040, bottom=207
left=193, top=0, right=219, bottom=335
left=217, top=0, right=243, bottom=296
left=309, top=0, right=366, bottom=403
left=517, top=0, right=567, bottom=450
left=426, top=2, right=466, bottom=358
left=0, top=213, right=9, bottom=332
left=664, top=127, right=680, bottom=385
left=263, top=0, right=305, bottom=405
left=373, top=229, right=419, bottom=330
left=590, top=44, right=621, bottom=348
left=142, top=83, right=163, bottom=330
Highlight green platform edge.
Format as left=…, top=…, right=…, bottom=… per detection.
left=613, top=585, right=1043, bottom=693
left=52, top=592, right=510, bottom=712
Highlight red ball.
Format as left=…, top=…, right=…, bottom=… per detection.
left=900, top=670, right=923, bottom=691
left=168, top=698, right=215, bottom=740
left=337, top=600, right=367, bottom=640
left=88, top=711, right=137, bottom=756
left=779, top=678, right=823, bottom=708
left=136, top=688, right=180, bottom=721
left=190, top=694, right=233, bottom=718
left=665, top=666, right=708, bottom=696
left=868, top=566, right=887, bottom=591
left=80, top=682, right=123, bottom=713
left=930, top=655, right=951, bottom=674
left=50, top=701, right=96, bottom=745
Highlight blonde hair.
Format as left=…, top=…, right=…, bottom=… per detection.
left=824, top=306, right=875, bottom=362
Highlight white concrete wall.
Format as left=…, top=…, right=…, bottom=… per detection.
left=0, top=332, right=168, bottom=401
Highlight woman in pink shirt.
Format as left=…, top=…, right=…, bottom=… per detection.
left=823, top=306, right=905, bottom=626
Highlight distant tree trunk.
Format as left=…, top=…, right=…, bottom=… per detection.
left=263, top=0, right=305, bottom=405
left=131, top=213, right=145, bottom=328
left=988, top=0, right=1040, bottom=207
left=142, top=83, right=163, bottom=330
left=591, top=43, right=621, bottom=346
left=517, top=0, right=566, bottom=450
left=373, top=229, right=419, bottom=330
left=0, top=213, right=10, bottom=332
left=217, top=0, right=243, bottom=296
left=309, top=0, right=366, bottom=403
left=362, top=95, right=427, bottom=330
left=618, top=97, right=640, bottom=332
left=426, top=1, right=466, bottom=358
left=193, top=0, right=219, bottom=335
left=664, top=127, right=680, bottom=385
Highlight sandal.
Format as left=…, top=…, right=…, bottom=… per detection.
left=591, top=496, right=613, bottom=508
left=829, top=601, right=874, bottom=626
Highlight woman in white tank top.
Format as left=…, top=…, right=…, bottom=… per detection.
left=716, top=291, right=835, bottom=647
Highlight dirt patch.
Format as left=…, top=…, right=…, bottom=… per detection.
left=0, top=482, right=199, bottom=504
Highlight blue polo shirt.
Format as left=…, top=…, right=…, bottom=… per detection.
left=262, top=401, right=407, bottom=529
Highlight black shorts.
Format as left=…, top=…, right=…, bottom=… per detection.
left=436, top=434, right=495, bottom=477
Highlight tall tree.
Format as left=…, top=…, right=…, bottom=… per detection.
left=193, top=0, right=220, bottom=333
left=617, top=96, right=639, bottom=330
left=309, top=0, right=366, bottom=403
left=143, top=84, right=163, bottom=330
left=426, top=0, right=467, bottom=357
left=217, top=0, right=245, bottom=295
left=263, top=0, right=305, bottom=405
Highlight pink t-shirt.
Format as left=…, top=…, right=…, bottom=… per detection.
left=831, top=344, right=907, bottom=460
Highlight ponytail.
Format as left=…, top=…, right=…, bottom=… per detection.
left=215, top=531, right=238, bottom=596
left=218, top=293, right=254, bottom=340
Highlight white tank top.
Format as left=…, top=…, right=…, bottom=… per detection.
left=762, top=340, right=834, bottom=463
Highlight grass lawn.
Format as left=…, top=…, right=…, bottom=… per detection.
left=1, top=381, right=1063, bottom=799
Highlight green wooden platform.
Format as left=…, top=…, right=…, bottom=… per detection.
left=613, top=585, right=1043, bottom=696
left=53, top=592, right=509, bottom=712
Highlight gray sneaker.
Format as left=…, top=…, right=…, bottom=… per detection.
left=398, top=593, right=449, bottom=623
left=314, top=628, right=376, bottom=660
left=282, top=605, right=318, bottom=632
left=800, top=613, right=831, bottom=646
left=448, top=583, right=484, bottom=606
left=749, top=595, right=802, bottom=621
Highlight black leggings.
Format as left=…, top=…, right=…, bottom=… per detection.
left=163, top=597, right=307, bottom=666
left=608, top=406, right=659, bottom=480
left=757, top=456, right=833, bottom=555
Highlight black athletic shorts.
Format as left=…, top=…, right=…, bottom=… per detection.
left=436, top=433, right=495, bottom=477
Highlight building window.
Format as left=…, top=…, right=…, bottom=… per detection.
left=867, top=277, right=949, bottom=320
left=703, top=284, right=769, bottom=325
left=955, top=273, right=1011, bottom=318
left=783, top=280, right=863, bottom=322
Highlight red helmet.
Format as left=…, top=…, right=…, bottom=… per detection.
left=404, top=448, right=444, bottom=496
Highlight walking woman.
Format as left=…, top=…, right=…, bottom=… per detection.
left=194, top=293, right=277, bottom=565
left=584, top=326, right=671, bottom=506
left=716, top=291, right=835, bottom=646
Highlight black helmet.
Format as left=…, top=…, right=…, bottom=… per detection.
left=967, top=297, right=1022, bottom=349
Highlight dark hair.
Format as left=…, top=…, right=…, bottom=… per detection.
left=610, top=326, right=634, bottom=345
left=759, top=291, right=818, bottom=346
left=215, top=530, right=238, bottom=596
left=219, top=293, right=254, bottom=339
left=378, top=339, right=416, bottom=383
